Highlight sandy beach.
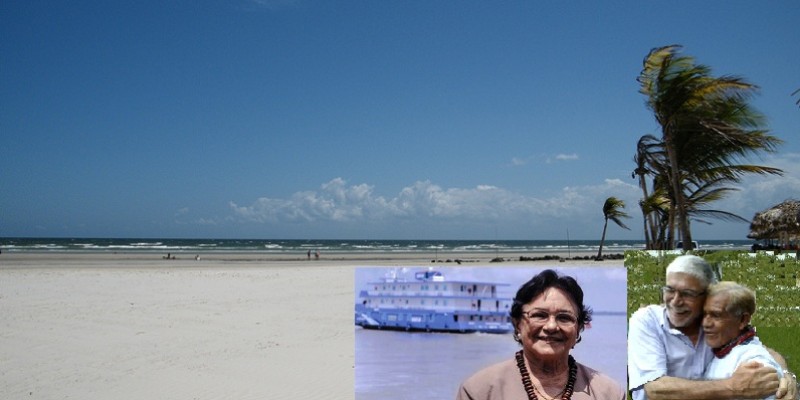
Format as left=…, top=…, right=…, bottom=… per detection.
left=0, top=252, right=619, bottom=399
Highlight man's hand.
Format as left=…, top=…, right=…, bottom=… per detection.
left=730, top=361, right=779, bottom=398
left=776, top=370, right=797, bottom=400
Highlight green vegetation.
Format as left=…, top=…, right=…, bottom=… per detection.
left=626, top=250, right=800, bottom=373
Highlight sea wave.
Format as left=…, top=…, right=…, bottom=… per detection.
left=0, top=237, right=752, bottom=254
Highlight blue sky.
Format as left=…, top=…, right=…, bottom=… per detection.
left=2, top=1, right=799, bottom=240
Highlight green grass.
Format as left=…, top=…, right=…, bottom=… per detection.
left=626, top=250, right=800, bottom=373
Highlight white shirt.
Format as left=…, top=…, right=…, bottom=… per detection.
left=704, top=336, right=783, bottom=400
left=628, top=305, right=713, bottom=400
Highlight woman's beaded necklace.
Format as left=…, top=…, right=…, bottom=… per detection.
left=515, top=350, right=577, bottom=400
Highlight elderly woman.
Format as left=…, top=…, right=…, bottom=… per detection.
left=456, top=269, right=624, bottom=400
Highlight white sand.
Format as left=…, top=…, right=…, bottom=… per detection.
left=0, top=252, right=615, bottom=399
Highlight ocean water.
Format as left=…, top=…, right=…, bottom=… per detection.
left=355, top=314, right=628, bottom=400
left=0, top=237, right=752, bottom=254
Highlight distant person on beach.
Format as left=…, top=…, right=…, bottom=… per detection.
left=628, top=255, right=795, bottom=400
left=315, top=249, right=320, bottom=260
left=307, top=250, right=311, bottom=260
left=455, top=269, right=625, bottom=399
left=702, top=281, right=784, bottom=399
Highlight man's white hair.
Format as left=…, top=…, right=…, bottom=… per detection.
left=665, top=255, right=718, bottom=288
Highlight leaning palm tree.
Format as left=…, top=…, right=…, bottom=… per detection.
left=634, top=134, right=668, bottom=249
left=638, top=45, right=783, bottom=250
left=640, top=188, right=671, bottom=249
left=597, top=197, right=631, bottom=260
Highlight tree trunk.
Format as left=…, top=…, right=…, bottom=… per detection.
left=636, top=175, right=651, bottom=249
left=597, top=219, right=608, bottom=260
left=664, top=129, right=693, bottom=251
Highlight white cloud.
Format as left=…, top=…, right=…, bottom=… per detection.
left=706, top=152, right=800, bottom=217
left=229, top=177, right=640, bottom=228
left=511, top=153, right=580, bottom=166
left=221, top=153, right=798, bottom=239
left=555, top=153, right=579, bottom=161
left=511, top=157, right=529, bottom=166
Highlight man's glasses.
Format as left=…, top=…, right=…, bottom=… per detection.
left=662, top=286, right=706, bottom=299
left=521, top=310, right=578, bottom=327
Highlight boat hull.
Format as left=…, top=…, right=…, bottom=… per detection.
left=355, top=305, right=513, bottom=334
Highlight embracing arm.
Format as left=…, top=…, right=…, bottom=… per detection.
left=765, top=347, right=797, bottom=400
left=643, top=361, right=779, bottom=400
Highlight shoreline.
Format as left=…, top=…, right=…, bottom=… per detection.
left=0, top=250, right=623, bottom=268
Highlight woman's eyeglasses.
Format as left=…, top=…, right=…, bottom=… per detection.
left=521, top=310, right=578, bottom=327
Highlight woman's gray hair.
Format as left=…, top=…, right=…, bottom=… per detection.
left=665, top=255, right=719, bottom=288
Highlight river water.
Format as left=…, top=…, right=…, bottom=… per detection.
left=355, top=313, right=627, bottom=400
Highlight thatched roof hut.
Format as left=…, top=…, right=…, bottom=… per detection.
left=747, top=200, right=800, bottom=245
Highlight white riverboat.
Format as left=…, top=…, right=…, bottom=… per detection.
left=355, top=268, right=514, bottom=333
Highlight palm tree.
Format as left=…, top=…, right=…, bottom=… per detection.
left=640, top=188, right=671, bottom=249
left=634, top=129, right=782, bottom=249
left=638, top=45, right=783, bottom=250
left=597, top=197, right=631, bottom=260
left=633, top=134, right=667, bottom=249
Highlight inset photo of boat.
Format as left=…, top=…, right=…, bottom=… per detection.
left=354, top=266, right=627, bottom=400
